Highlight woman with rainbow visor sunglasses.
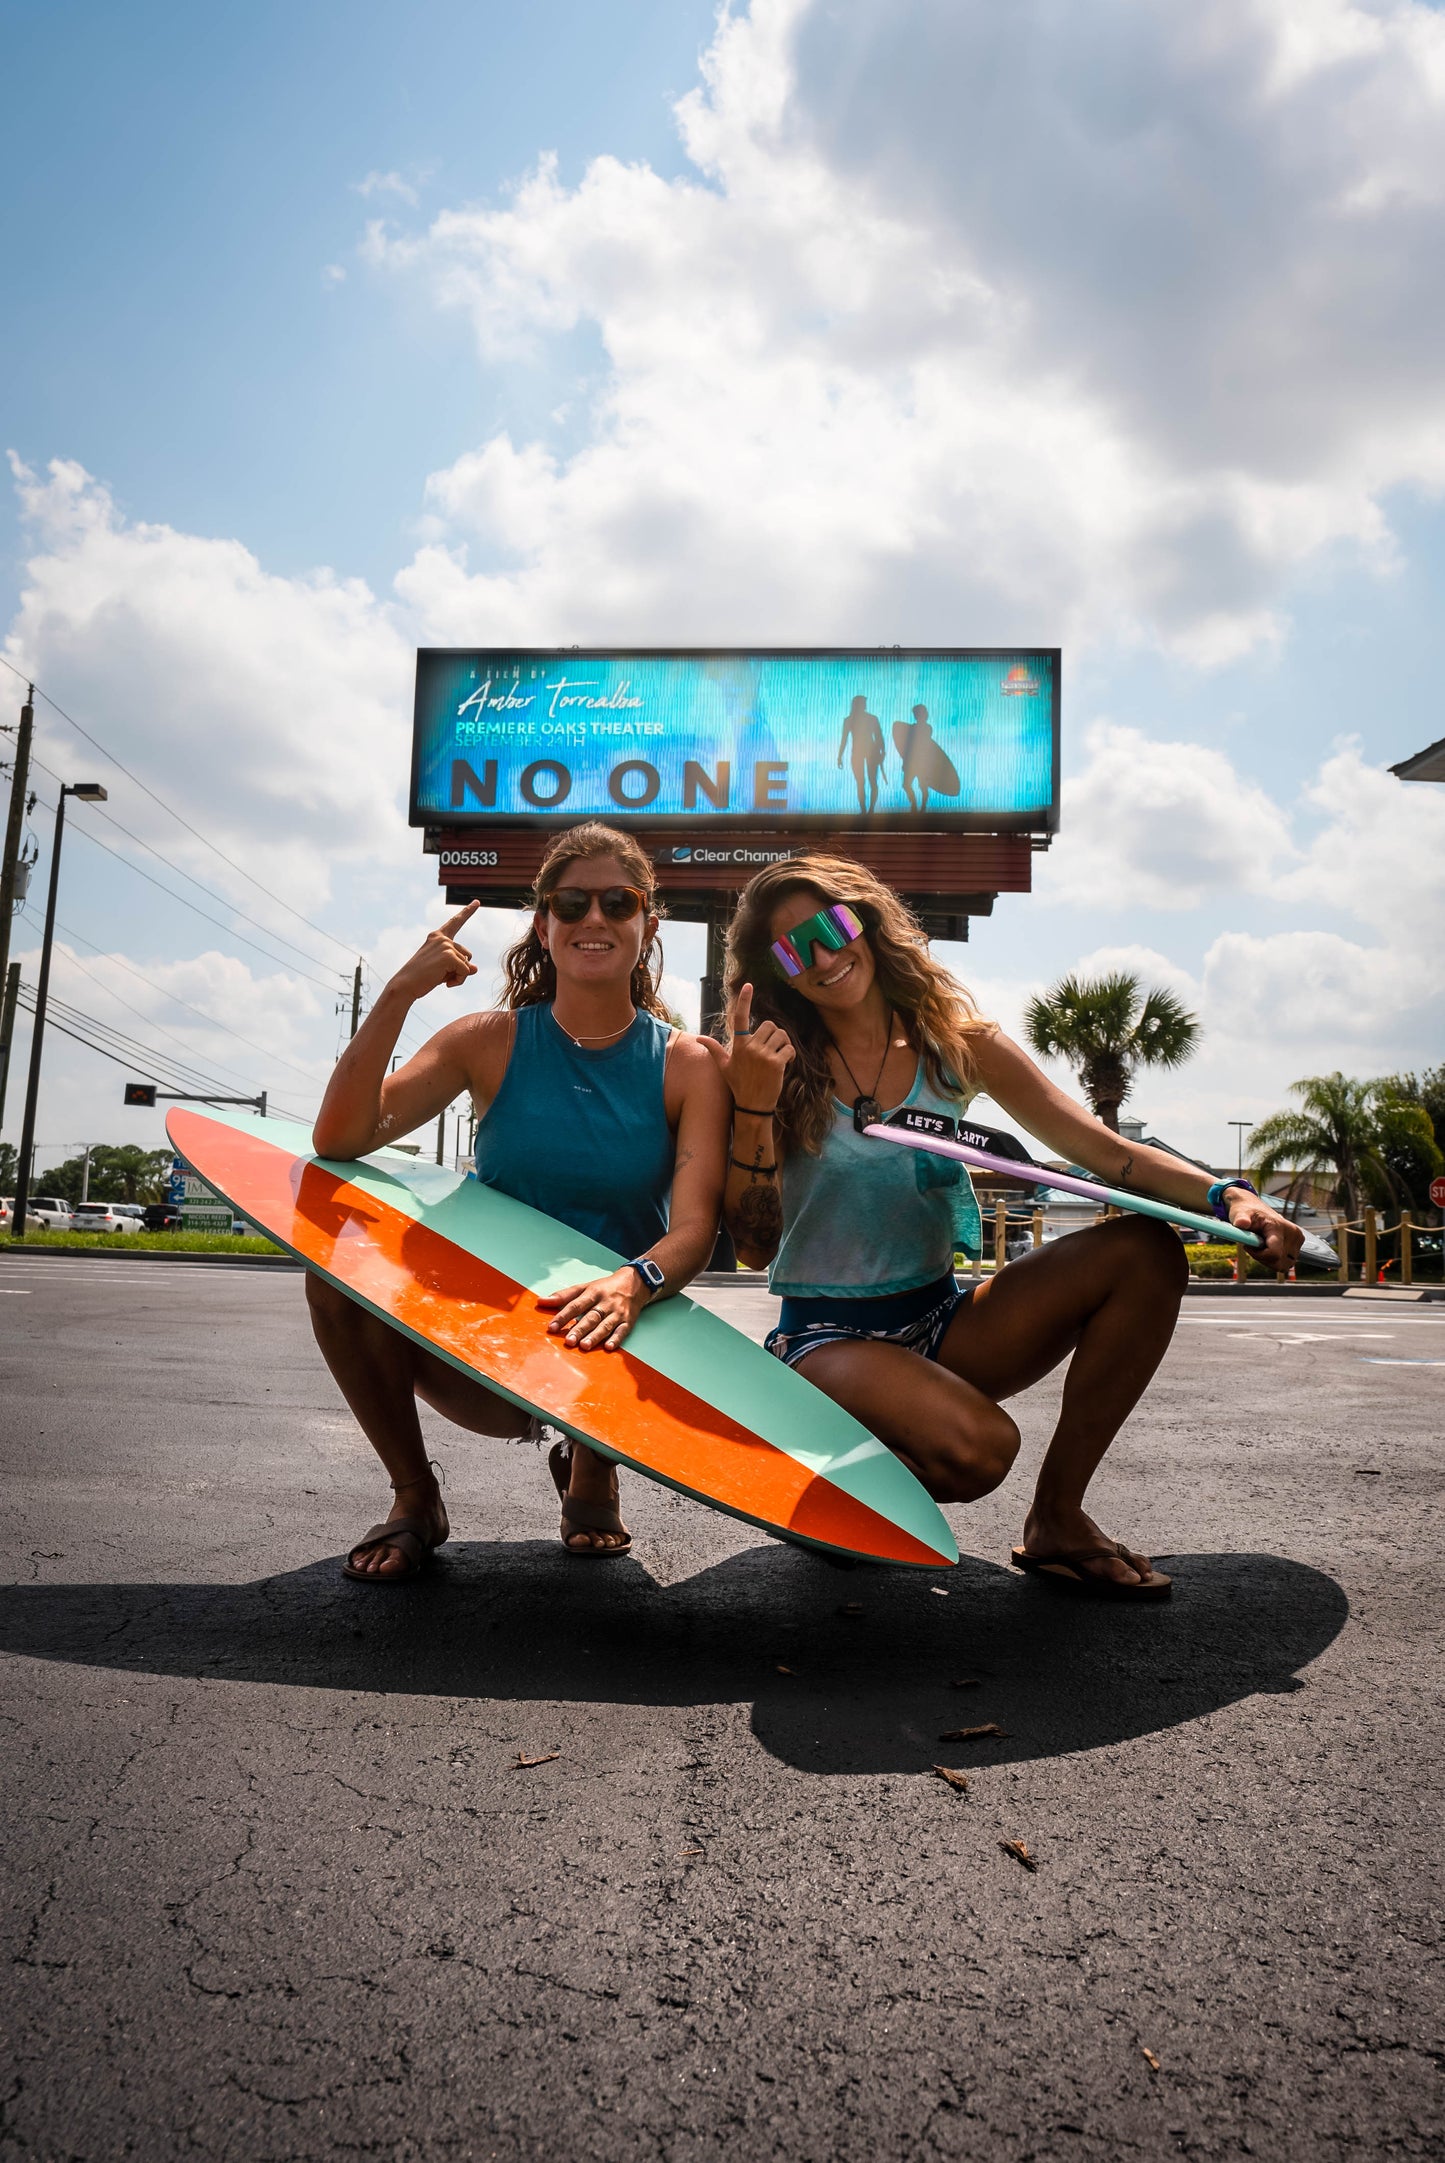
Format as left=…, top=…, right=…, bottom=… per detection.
left=704, top=856, right=1300, bottom=1602
left=769, top=902, right=866, bottom=981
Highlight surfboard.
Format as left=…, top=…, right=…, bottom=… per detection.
left=167, top=1105, right=958, bottom=1569
left=891, top=719, right=960, bottom=796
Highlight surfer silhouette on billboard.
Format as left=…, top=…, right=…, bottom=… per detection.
left=837, top=694, right=886, bottom=813
left=893, top=703, right=961, bottom=813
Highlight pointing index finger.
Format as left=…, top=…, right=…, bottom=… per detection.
left=440, top=899, right=481, bottom=937
left=731, top=982, right=754, bottom=1038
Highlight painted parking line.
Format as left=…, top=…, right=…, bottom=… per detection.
left=1361, top=1357, right=1445, bottom=1367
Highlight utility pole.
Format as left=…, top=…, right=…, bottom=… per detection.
left=1228, top=1120, right=1252, bottom=1178
left=0, top=960, right=19, bottom=1126
left=80, top=1142, right=92, bottom=1205
left=12, top=781, right=107, bottom=1238
left=350, top=960, right=363, bottom=1039
left=0, top=685, right=35, bottom=994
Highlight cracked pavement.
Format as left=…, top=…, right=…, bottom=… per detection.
left=1, top=1256, right=1442, bottom=2159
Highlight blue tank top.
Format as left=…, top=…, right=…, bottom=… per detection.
left=474, top=1003, right=675, bottom=1258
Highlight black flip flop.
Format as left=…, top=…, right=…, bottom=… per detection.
left=549, top=1441, right=632, bottom=1559
left=1010, top=1539, right=1172, bottom=1601
left=342, top=1514, right=446, bottom=1583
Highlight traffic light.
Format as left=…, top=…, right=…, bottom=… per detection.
left=123, top=1082, right=158, bottom=1107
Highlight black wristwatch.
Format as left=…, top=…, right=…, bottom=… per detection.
left=627, top=1256, right=666, bottom=1298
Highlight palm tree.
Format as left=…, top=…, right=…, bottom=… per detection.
left=1023, top=970, right=1200, bottom=1132
left=1251, top=1074, right=1442, bottom=1219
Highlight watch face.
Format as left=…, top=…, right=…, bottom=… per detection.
left=634, top=1257, right=665, bottom=1289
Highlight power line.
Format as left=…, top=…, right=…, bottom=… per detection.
left=0, top=649, right=368, bottom=965
left=47, top=939, right=269, bottom=1093
left=13, top=981, right=318, bottom=1116
left=38, top=909, right=331, bottom=1087
left=16, top=982, right=240, bottom=1096
left=30, top=788, right=342, bottom=991
left=26, top=749, right=341, bottom=975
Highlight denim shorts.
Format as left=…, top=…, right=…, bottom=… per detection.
left=764, top=1272, right=973, bottom=1371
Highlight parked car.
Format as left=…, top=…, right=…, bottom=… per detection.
left=20, top=1196, right=74, bottom=1230
left=140, top=1203, right=184, bottom=1232
left=111, top=1203, right=146, bottom=1226
left=69, top=1202, right=129, bottom=1234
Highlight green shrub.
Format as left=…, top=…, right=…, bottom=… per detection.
left=1185, top=1243, right=1259, bottom=1278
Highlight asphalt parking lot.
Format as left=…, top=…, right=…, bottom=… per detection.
left=2, top=1255, right=1441, bottom=2161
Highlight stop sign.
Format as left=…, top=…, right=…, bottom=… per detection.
left=1432, top=1175, right=1445, bottom=1209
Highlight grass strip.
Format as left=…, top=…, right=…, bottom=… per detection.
left=5, top=1229, right=287, bottom=1255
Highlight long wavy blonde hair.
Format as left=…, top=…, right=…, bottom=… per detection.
left=500, top=821, right=671, bottom=1017
left=723, top=856, right=994, bottom=1155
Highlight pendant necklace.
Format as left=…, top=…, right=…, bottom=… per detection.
left=554, top=1007, right=636, bottom=1048
left=833, top=1009, right=894, bottom=1134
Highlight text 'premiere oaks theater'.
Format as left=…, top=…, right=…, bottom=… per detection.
left=410, top=648, right=1061, bottom=1018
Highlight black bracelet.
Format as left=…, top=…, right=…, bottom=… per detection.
left=733, top=1105, right=777, bottom=1118
left=730, top=1156, right=777, bottom=1177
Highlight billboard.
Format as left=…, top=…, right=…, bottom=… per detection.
left=411, top=649, right=1059, bottom=832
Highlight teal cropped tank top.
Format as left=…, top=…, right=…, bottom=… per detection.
left=474, top=1004, right=675, bottom=1258
left=769, top=1063, right=982, bottom=1298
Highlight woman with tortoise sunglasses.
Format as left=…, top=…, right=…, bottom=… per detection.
left=308, top=821, right=730, bottom=1578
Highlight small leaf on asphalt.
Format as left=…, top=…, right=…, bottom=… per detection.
left=1141, top=2047, right=1161, bottom=2071
left=510, top=1750, right=561, bottom=1769
left=938, top=1723, right=1006, bottom=1742
left=1000, top=1839, right=1037, bottom=1872
left=775, top=1663, right=796, bottom=1675
left=948, top=1678, right=981, bottom=1689
left=931, top=1765, right=970, bottom=1793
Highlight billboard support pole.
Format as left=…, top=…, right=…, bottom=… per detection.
left=701, top=901, right=730, bottom=1040
left=702, top=897, right=737, bottom=1272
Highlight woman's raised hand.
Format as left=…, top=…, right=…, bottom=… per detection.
left=388, top=900, right=481, bottom=1004
left=702, top=982, right=794, bottom=1112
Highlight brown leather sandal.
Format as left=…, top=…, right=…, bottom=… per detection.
left=1010, top=1539, right=1171, bottom=1601
left=342, top=1515, right=447, bottom=1583
left=548, top=1441, right=631, bottom=1559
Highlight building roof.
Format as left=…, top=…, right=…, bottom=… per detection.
left=1390, top=735, right=1445, bottom=783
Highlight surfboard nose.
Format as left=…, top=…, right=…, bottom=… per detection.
left=788, top=1475, right=957, bottom=1568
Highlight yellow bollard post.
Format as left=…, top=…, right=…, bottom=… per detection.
left=1031, top=1209, right=1044, bottom=1250
left=1401, top=1212, right=1413, bottom=1287
left=1363, top=1206, right=1377, bottom=1285
left=1337, top=1221, right=1349, bottom=1284
left=993, top=1199, right=1007, bottom=1273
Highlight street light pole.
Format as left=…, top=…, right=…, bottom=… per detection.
left=1229, top=1120, right=1252, bottom=1179
left=0, top=685, right=35, bottom=994
left=11, top=782, right=107, bottom=1239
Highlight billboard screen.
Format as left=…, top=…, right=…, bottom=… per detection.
left=411, top=648, right=1059, bottom=832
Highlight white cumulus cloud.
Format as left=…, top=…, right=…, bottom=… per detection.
left=373, top=0, right=1445, bottom=662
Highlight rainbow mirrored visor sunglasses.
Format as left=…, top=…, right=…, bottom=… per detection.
left=770, top=901, right=866, bottom=978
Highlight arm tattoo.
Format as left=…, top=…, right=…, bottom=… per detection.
left=735, top=1179, right=783, bottom=1246
left=1119, top=1152, right=1134, bottom=1184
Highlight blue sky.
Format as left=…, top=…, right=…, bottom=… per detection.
left=1, top=0, right=718, bottom=604
left=3, top=0, right=1443, bottom=1170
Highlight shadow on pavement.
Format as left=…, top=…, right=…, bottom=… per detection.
left=0, top=1544, right=1347, bottom=1775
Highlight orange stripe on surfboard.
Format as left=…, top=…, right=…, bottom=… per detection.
left=171, top=1113, right=948, bottom=1566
